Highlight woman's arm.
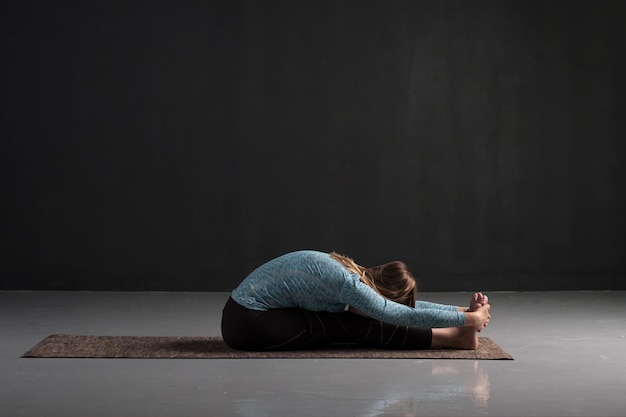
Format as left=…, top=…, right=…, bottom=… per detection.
left=341, top=279, right=466, bottom=328
left=424, top=292, right=488, bottom=312
left=350, top=303, right=490, bottom=331
left=415, top=292, right=489, bottom=313
left=415, top=300, right=459, bottom=311
left=342, top=278, right=492, bottom=330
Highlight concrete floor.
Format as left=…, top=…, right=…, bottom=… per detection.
left=1, top=290, right=625, bottom=416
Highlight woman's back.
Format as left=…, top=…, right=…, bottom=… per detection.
left=231, top=250, right=354, bottom=312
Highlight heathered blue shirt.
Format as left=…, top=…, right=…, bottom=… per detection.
left=231, top=250, right=465, bottom=328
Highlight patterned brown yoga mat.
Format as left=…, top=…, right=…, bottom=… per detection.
left=22, top=334, right=513, bottom=359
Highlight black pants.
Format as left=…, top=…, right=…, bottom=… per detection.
left=221, top=297, right=432, bottom=351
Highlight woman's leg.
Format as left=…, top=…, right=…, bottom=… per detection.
left=221, top=297, right=328, bottom=350
left=221, top=297, right=433, bottom=350
left=431, top=327, right=479, bottom=350
left=337, top=312, right=433, bottom=349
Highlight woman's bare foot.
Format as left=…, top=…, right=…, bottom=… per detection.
left=467, top=292, right=488, bottom=312
left=431, top=327, right=479, bottom=350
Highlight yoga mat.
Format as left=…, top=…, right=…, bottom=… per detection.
left=22, top=334, right=513, bottom=360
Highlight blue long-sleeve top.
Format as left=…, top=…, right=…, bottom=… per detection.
left=231, top=250, right=466, bottom=328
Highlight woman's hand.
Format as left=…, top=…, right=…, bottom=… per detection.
left=466, top=304, right=491, bottom=331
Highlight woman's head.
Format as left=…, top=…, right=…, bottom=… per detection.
left=364, top=261, right=417, bottom=307
left=330, top=252, right=417, bottom=307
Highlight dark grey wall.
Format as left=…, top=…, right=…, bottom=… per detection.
left=2, top=0, right=625, bottom=292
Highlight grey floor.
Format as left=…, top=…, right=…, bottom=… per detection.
left=1, top=291, right=625, bottom=417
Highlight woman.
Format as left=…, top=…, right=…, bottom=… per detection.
left=221, top=250, right=491, bottom=351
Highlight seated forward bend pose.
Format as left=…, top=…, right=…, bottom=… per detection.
left=221, top=250, right=491, bottom=351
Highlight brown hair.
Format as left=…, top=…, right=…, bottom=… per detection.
left=330, top=252, right=417, bottom=307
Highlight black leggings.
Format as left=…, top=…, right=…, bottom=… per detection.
left=221, top=297, right=432, bottom=351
